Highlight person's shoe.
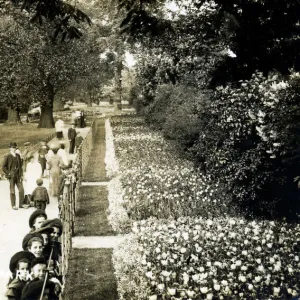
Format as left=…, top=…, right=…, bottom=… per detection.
left=12, top=206, right=18, bottom=210
left=22, top=204, right=29, bottom=209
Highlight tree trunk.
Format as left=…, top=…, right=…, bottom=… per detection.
left=38, top=105, right=55, bottom=128
left=87, top=91, right=92, bottom=107
left=6, top=108, right=22, bottom=124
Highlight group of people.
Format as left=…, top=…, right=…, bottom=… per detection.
left=2, top=126, right=83, bottom=210
left=5, top=209, right=63, bottom=299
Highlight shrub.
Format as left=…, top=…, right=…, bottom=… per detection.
left=192, top=71, right=300, bottom=219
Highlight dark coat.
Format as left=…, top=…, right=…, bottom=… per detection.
left=2, top=153, right=23, bottom=179
left=68, top=128, right=76, bottom=140
left=32, top=186, right=49, bottom=203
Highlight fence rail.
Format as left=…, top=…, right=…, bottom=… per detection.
left=59, top=119, right=98, bottom=292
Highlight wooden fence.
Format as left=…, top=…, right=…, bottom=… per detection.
left=59, top=119, right=98, bottom=291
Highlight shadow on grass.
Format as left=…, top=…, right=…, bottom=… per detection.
left=63, top=248, right=118, bottom=300
left=75, top=186, right=116, bottom=236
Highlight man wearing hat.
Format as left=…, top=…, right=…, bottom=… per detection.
left=2, top=142, right=25, bottom=210
left=67, top=123, right=77, bottom=154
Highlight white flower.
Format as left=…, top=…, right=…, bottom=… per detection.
left=206, top=293, right=214, bottom=300
left=161, top=260, right=168, bottom=266
left=288, top=267, right=294, bottom=273
left=248, top=284, right=254, bottom=291
left=269, top=257, right=275, bottom=264
left=192, top=274, right=199, bottom=281
left=155, top=247, right=161, bottom=253
left=206, top=261, right=212, bottom=267
left=236, top=260, right=242, bottom=266
left=180, top=247, right=187, bottom=254
left=239, top=276, right=247, bottom=283
left=200, top=287, right=208, bottom=294
left=255, top=276, right=261, bottom=282
left=221, top=280, right=228, bottom=286
left=146, top=271, right=153, bottom=278
left=267, top=243, right=272, bottom=248
left=273, top=287, right=280, bottom=296
left=206, top=219, right=213, bottom=226
left=242, top=250, right=248, bottom=256
left=214, top=284, right=221, bottom=291
left=258, top=265, right=264, bottom=272
left=256, top=246, right=262, bottom=252
left=187, top=290, right=195, bottom=297
left=149, top=295, right=157, bottom=300
left=256, top=258, right=261, bottom=264
left=157, top=283, right=165, bottom=290
left=230, top=264, right=236, bottom=270
left=161, top=271, right=171, bottom=277
left=229, top=219, right=236, bottom=225
left=241, top=266, right=248, bottom=271
left=295, top=256, right=299, bottom=262
left=167, top=288, right=176, bottom=296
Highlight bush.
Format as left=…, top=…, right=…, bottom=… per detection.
left=193, top=71, right=300, bottom=219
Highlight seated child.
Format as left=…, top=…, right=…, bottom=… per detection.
left=21, top=278, right=57, bottom=300
left=31, top=178, right=50, bottom=210
left=5, top=251, right=35, bottom=300
left=29, top=209, right=48, bottom=232
left=22, top=233, right=44, bottom=258
left=33, top=226, right=54, bottom=261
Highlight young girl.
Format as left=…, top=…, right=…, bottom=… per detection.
left=5, top=251, right=35, bottom=300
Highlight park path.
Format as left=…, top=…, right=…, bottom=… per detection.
left=0, top=125, right=89, bottom=299
left=63, top=119, right=123, bottom=300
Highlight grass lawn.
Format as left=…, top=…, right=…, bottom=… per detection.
left=75, top=186, right=116, bottom=236
left=63, top=248, right=118, bottom=300
left=83, top=120, right=108, bottom=182
left=0, top=123, right=54, bottom=165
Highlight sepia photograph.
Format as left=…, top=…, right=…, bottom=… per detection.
left=1, top=0, right=300, bottom=299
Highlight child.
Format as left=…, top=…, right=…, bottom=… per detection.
left=41, top=219, right=63, bottom=262
left=30, top=257, right=47, bottom=281
left=29, top=209, right=47, bottom=231
left=5, top=251, right=35, bottom=300
left=31, top=178, right=50, bottom=210
left=21, top=278, right=57, bottom=300
left=22, top=233, right=44, bottom=258
left=34, top=226, right=54, bottom=261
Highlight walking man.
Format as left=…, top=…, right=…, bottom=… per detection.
left=68, top=123, right=77, bottom=154
left=2, top=142, right=25, bottom=210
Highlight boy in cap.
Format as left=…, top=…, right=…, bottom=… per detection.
left=2, top=142, right=25, bottom=210
left=5, top=251, right=35, bottom=300
left=31, top=178, right=50, bottom=210
left=29, top=209, right=48, bottom=231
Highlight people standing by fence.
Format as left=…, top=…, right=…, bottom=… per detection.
left=2, top=142, right=25, bottom=210
left=47, top=146, right=66, bottom=197
left=38, top=142, right=49, bottom=178
left=54, top=117, right=64, bottom=140
left=68, top=123, right=76, bottom=154
left=24, top=153, right=42, bottom=206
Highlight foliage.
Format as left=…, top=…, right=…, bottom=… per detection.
left=114, top=217, right=300, bottom=300
left=192, top=72, right=300, bottom=219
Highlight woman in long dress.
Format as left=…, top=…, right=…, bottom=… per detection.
left=24, top=153, right=43, bottom=204
left=47, top=147, right=66, bottom=197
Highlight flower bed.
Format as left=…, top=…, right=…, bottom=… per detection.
left=114, top=217, right=300, bottom=300
left=108, top=116, right=230, bottom=225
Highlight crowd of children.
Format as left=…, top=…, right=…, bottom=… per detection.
left=5, top=210, right=63, bottom=299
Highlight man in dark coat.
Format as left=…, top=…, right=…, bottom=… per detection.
left=2, top=142, right=25, bottom=210
left=67, top=123, right=76, bottom=154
